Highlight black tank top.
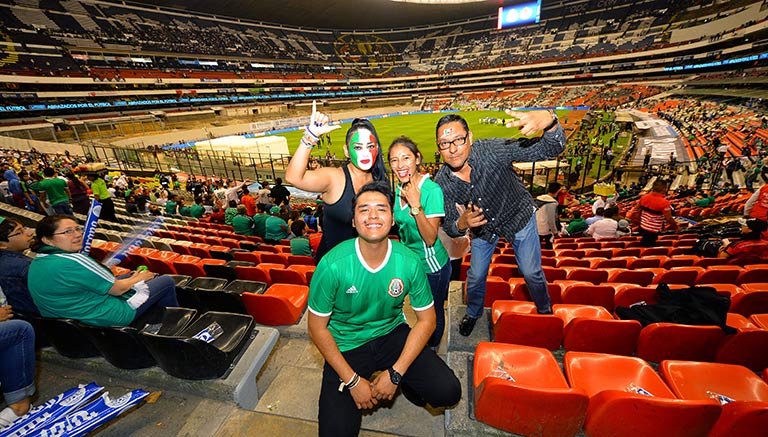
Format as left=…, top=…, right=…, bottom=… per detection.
left=315, top=166, right=358, bottom=260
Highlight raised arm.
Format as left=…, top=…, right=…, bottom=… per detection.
left=497, top=109, right=566, bottom=163
left=285, top=101, right=342, bottom=193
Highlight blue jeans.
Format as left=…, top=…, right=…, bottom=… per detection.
left=465, top=213, right=551, bottom=318
left=53, top=202, right=73, bottom=215
left=427, top=261, right=452, bottom=348
left=133, top=275, right=179, bottom=320
left=0, top=320, right=36, bottom=404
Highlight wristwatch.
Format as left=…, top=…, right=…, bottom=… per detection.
left=409, top=206, right=422, bottom=217
left=388, top=367, right=402, bottom=385
left=544, top=110, right=558, bottom=132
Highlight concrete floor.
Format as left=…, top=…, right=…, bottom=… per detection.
left=17, top=280, right=522, bottom=436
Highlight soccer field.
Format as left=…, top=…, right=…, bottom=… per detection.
left=275, top=109, right=565, bottom=160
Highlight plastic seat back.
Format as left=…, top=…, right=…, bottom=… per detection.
left=77, top=323, right=156, bottom=369
left=242, top=284, right=309, bottom=326
left=561, top=285, right=616, bottom=312
left=202, top=263, right=238, bottom=282
left=493, top=311, right=563, bottom=350
left=473, top=342, right=588, bottom=437
left=34, top=316, right=101, bottom=358
left=636, top=323, right=725, bottom=363
left=715, top=330, right=768, bottom=371
left=140, top=311, right=254, bottom=380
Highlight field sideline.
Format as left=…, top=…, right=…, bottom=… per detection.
left=273, top=109, right=570, bottom=160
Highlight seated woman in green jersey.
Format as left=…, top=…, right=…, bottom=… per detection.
left=388, top=136, right=451, bottom=349
left=28, top=215, right=179, bottom=327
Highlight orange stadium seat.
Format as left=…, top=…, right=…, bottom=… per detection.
left=491, top=300, right=563, bottom=350
left=241, top=284, right=308, bottom=326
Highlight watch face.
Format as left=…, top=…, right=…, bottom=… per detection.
left=410, top=207, right=421, bottom=216
left=389, top=368, right=402, bottom=384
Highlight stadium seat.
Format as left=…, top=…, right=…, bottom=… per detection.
left=584, top=249, right=612, bottom=259
left=564, top=268, right=609, bottom=285
left=269, top=268, right=308, bottom=286
left=660, top=255, right=699, bottom=269
left=233, top=251, right=261, bottom=264
left=241, top=284, right=309, bottom=326
left=714, top=315, right=768, bottom=371
left=287, top=255, right=316, bottom=266
left=78, top=317, right=171, bottom=369
left=749, top=313, right=768, bottom=329
left=613, top=286, right=659, bottom=308
left=491, top=300, right=563, bottom=350
left=489, top=263, right=518, bottom=280
left=287, top=264, right=316, bottom=284
left=660, top=360, right=768, bottom=437
left=636, top=323, right=725, bottom=363
left=202, top=263, right=238, bottom=282
left=235, top=265, right=270, bottom=283
left=473, top=342, right=588, bottom=437
left=564, top=351, right=721, bottom=437
left=628, top=258, right=662, bottom=269
left=510, top=281, right=563, bottom=305
left=736, top=268, right=768, bottom=285
left=140, top=311, right=255, bottom=380
left=650, top=267, right=704, bottom=287
left=556, top=258, right=591, bottom=268
left=260, top=252, right=288, bottom=266
left=612, top=248, right=641, bottom=258
left=605, top=269, right=655, bottom=286
left=730, top=288, right=768, bottom=318
left=695, top=265, right=744, bottom=285
left=590, top=258, right=627, bottom=269
left=560, top=284, right=616, bottom=312
left=31, top=316, right=101, bottom=359
left=554, top=304, right=642, bottom=355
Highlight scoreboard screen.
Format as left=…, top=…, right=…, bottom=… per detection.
left=497, top=1, right=541, bottom=29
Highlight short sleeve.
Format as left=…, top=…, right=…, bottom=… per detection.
left=308, top=258, right=337, bottom=317
left=407, top=257, right=433, bottom=312
left=422, top=181, right=445, bottom=218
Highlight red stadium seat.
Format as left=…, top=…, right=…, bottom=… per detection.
left=554, top=304, right=642, bottom=355
left=564, top=352, right=721, bottom=437
left=242, top=283, right=308, bottom=326
left=235, top=265, right=270, bottom=283
left=560, top=284, right=616, bottom=312
left=695, top=265, right=744, bottom=285
left=491, top=300, right=563, bottom=350
left=660, top=360, right=768, bottom=437
left=473, top=342, right=588, bottom=437
left=636, top=323, right=725, bottom=363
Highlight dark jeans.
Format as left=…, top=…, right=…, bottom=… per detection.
left=427, top=262, right=452, bottom=348
left=132, top=275, right=179, bottom=320
left=638, top=228, right=659, bottom=247
left=53, top=202, right=73, bottom=216
left=318, top=323, right=461, bottom=437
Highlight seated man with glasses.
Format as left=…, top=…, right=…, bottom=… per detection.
left=434, top=110, right=566, bottom=336
left=28, top=215, right=178, bottom=327
left=0, top=216, right=39, bottom=316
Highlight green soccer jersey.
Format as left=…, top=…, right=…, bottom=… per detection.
left=394, top=177, right=449, bottom=274
left=252, top=213, right=268, bottom=238
left=28, top=245, right=135, bottom=326
left=37, top=177, right=69, bottom=206
left=308, top=238, right=433, bottom=352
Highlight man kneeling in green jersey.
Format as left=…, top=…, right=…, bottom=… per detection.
left=308, top=181, right=461, bottom=437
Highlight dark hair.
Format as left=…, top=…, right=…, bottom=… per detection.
left=388, top=136, right=422, bottom=171
left=345, top=118, right=387, bottom=182
left=595, top=207, right=605, bottom=216
left=652, top=179, right=668, bottom=193
left=0, top=216, right=22, bottom=242
left=571, top=210, right=582, bottom=219
left=257, top=202, right=267, bottom=212
left=744, top=218, right=768, bottom=240
left=547, top=182, right=562, bottom=194
left=228, top=200, right=237, bottom=208
left=275, top=177, right=282, bottom=185
left=34, top=214, right=74, bottom=249
left=435, top=114, right=469, bottom=139
left=353, top=181, right=393, bottom=209
left=43, top=167, right=55, bottom=177
left=290, top=219, right=306, bottom=236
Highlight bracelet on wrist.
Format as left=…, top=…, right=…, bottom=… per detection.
left=338, top=372, right=360, bottom=392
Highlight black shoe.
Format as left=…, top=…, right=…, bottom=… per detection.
left=459, top=315, right=477, bottom=336
left=400, top=384, right=427, bottom=407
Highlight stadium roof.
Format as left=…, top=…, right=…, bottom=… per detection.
left=120, top=0, right=501, bottom=30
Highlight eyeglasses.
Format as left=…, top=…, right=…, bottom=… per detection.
left=6, top=227, right=30, bottom=239
left=437, top=134, right=469, bottom=151
left=53, top=226, right=85, bottom=236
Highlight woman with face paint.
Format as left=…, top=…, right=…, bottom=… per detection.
left=286, top=101, right=388, bottom=260
left=388, top=137, right=451, bottom=349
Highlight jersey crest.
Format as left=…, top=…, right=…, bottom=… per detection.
left=388, top=278, right=405, bottom=298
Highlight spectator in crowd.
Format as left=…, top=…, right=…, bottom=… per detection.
left=434, top=110, right=564, bottom=336
left=744, top=184, right=768, bottom=222
left=302, top=207, right=318, bottom=232
left=307, top=182, right=460, bottom=436
left=165, top=195, right=179, bottom=216
left=65, top=171, right=90, bottom=215
left=535, top=182, right=561, bottom=249
left=0, top=316, right=35, bottom=428
left=224, top=200, right=238, bottom=225
left=232, top=205, right=254, bottom=236
left=18, top=171, right=42, bottom=214
left=630, top=179, right=678, bottom=247
left=178, top=199, right=191, bottom=217
left=286, top=103, right=387, bottom=260
left=689, top=190, right=715, bottom=207
left=189, top=196, right=205, bottom=219
left=28, top=215, right=178, bottom=327
left=565, top=210, right=588, bottom=236
left=264, top=206, right=289, bottom=245
left=209, top=205, right=225, bottom=224
left=0, top=216, right=38, bottom=315
left=591, top=194, right=607, bottom=215
left=85, top=172, right=117, bottom=223
left=719, top=218, right=768, bottom=265
left=35, top=167, right=72, bottom=215
left=240, top=187, right=257, bottom=217
left=125, top=194, right=139, bottom=214
left=269, top=178, right=291, bottom=209
left=252, top=203, right=268, bottom=239
left=289, top=220, right=312, bottom=256
left=616, top=219, right=632, bottom=237
left=587, top=206, right=619, bottom=239
left=256, top=181, right=271, bottom=206
left=388, top=136, right=451, bottom=349
left=3, top=169, right=24, bottom=209
left=586, top=207, right=605, bottom=226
